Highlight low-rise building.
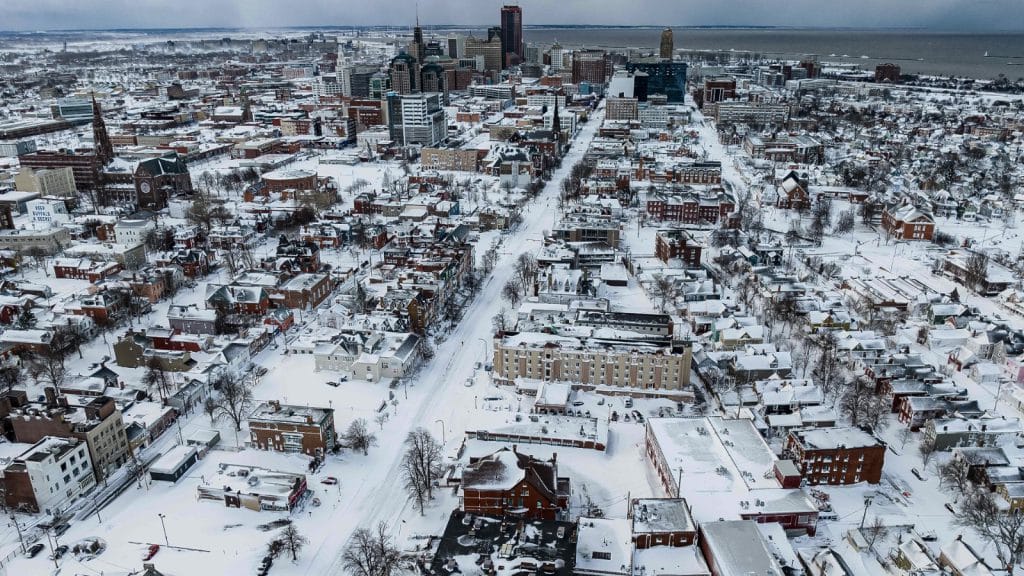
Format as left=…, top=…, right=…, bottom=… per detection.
left=460, top=446, right=570, bottom=521
left=196, top=464, right=307, bottom=512
left=493, top=331, right=691, bottom=390
left=248, top=400, right=336, bottom=457
left=2, top=436, right=95, bottom=514
left=786, top=427, right=886, bottom=485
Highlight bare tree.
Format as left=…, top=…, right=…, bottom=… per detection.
left=938, top=456, right=972, bottom=501
left=279, top=524, right=308, bottom=562
left=28, top=351, right=67, bottom=393
left=649, top=275, right=677, bottom=313
left=955, top=489, right=1024, bottom=573
left=142, top=357, right=172, bottom=402
left=919, top=432, right=937, bottom=466
left=210, top=373, right=254, bottom=431
left=833, top=208, right=856, bottom=235
left=964, top=251, right=989, bottom=292
left=513, top=253, right=539, bottom=292
left=810, top=332, right=843, bottom=402
left=840, top=375, right=889, bottom=430
left=341, top=522, right=402, bottom=576
left=203, top=396, right=218, bottom=425
left=343, top=419, right=377, bottom=455
left=502, top=278, right=523, bottom=307
left=401, top=428, right=443, bottom=515
left=863, top=516, right=888, bottom=550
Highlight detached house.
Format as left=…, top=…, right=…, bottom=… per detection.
left=460, top=446, right=571, bottom=521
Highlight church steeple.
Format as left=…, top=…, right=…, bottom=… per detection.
left=551, top=95, right=562, bottom=141
left=91, top=95, right=114, bottom=165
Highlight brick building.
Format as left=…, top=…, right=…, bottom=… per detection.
left=882, top=203, right=935, bottom=241
left=786, top=427, right=886, bottom=485
left=248, top=400, right=336, bottom=457
left=460, top=446, right=570, bottom=521
left=655, top=229, right=704, bottom=267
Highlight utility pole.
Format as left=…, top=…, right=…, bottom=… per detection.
left=8, top=511, right=26, bottom=554
left=859, top=496, right=874, bottom=529
left=676, top=467, right=683, bottom=497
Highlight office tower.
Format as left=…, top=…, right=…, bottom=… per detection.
left=500, top=5, right=523, bottom=68
left=572, top=49, right=608, bottom=85
left=660, top=28, right=674, bottom=59
left=389, top=53, right=419, bottom=94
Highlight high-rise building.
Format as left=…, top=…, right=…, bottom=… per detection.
left=500, top=5, right=523, bottom=69
left=626, top=59, right=688, bottom=103
left=465, top=32, right=503, bottom=72
left=446, top=36, right=462, bottom=59
left=660, top=28, right=674, bottom=59
left=409, top=15, right=425, bottom=63
left=572, top=49, right=608, bottom=85
left=524, top=44, right=542, bottom=65
left=420, top=58, right=448, bottom=104
left=389, top=53, right=419, bottom=95
left=387, top=92, right=446, bottom=147
left=336, top=58, right=353, bottom=97
left=549, top=41, right=565, bottom=71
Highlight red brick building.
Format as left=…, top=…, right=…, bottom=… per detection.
left=655, top=229, right=704, bottom=267
left=646, top=192, right=735, bottom=226
left=630, top=498, right=697, bottom=549
left=248, top=400, right=336, bottom=457
left=882, top=204, right=935, bottom=241
left=786, top=428, right=886, bottom=485
left=460, top=447, right=570, bottom=521
left=52, top=258, right=122, bottom=282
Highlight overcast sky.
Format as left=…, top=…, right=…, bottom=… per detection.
left=3, top=0, right=1022, bottom=32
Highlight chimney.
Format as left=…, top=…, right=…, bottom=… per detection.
left=44, top=387, right=57, bottom=407
left=270, top=400, right=281, bottom=412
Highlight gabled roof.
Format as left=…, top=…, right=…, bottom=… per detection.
left=136, top=153, right=188, bottom=177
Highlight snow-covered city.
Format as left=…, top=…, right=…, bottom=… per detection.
left=0, top=2, right=1024, bottom=575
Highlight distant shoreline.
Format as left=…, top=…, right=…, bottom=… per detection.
left=0, top=25, right=1021, bottom=35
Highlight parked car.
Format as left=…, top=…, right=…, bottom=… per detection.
left=484, top=363, right=493, bottom=372
left=49, top=545, right=68, bottom=560
left=911, top=468, right=929, bottom=481
left=26, top=543, right=45, bottom=558
left=53, top=523, right=70, bottom=537
left=464, top=378, right=474, bottom=387
left=326, top=381, right=340, bottom=387
left=474, top=362, right=482, bottom=370
left=143, top=544, right=160, bottom=561
left=321, top=476, right=339, bottom=485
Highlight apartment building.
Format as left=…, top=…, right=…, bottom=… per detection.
left=493, top=332, right=691, bottom=390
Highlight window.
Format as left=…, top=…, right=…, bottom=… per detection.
left=592, top=551, right=612, bottom=560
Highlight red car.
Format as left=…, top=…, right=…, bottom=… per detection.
left=143, top=544, right=160, bottom=561
left=320, top=477, right=339, bottom=485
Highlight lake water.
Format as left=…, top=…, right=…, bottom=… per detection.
left=517, top=28, right=1024, bottom=80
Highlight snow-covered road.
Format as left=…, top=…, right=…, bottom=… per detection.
left=302, top=108, right=606, bottom=575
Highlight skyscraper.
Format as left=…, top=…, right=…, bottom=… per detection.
left=660, top=28, right=674, bottom=59
left=500, top=5, right=523, bottom=69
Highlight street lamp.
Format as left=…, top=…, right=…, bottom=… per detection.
left=158, top=513, right=170, bottom=546
left=435, top=419, right=445, bottom=445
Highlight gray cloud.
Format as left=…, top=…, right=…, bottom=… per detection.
left=0, top=0, right=1021, bottom=31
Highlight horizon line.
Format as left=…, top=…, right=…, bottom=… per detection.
left=1, top=24, right=1022, bottom=34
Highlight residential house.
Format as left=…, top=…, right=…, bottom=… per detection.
left=460, top=446, right=571, bottom=521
